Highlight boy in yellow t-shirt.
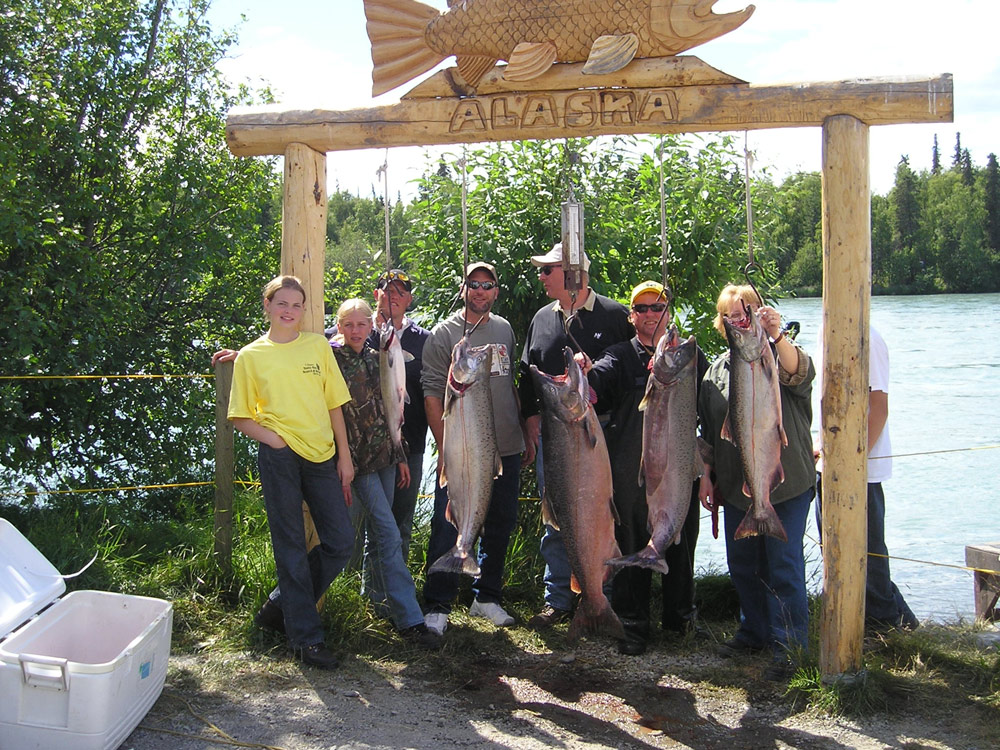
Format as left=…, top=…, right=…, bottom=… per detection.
left=228, top=275, right=354, bottom=670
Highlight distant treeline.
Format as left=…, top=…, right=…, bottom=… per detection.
left=758, top=134, right=1000, bottom=296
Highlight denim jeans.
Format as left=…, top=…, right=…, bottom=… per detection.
left=391, top=452, right=424, bottom=562
left=257, top=444, right=354, bottom=648
left=535, top=436, right=575, bottom=612
left=815, top=478, right=916, bottom=628
left=724, top=486, right=814, bottom=655
left=349, top=466, right=424, bottom=630
left=423, top=453, right=521, bottom=613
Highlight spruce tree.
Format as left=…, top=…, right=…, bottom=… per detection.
left=985, top=154, right=1000, bottom=253
left=932, top=134, right=941, bottom=174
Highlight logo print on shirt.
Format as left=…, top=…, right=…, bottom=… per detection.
left=303, top=363, right=320, bottom=376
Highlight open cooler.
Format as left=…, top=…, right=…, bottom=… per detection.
left=0, top=518, right=172, bottom=750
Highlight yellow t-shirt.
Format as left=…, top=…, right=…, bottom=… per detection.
left=228, top=332, right=351, bottom=463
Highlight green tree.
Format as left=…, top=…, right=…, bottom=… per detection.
left=0, top=0, right=280, bottom=500
left=932, top=134, right=941, bottom=174
left=888, top=157, right=929, bottom=291
left=985, top=153, right=1000, bottom=253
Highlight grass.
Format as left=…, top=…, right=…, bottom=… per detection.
left=4, top=481, right=1000, bottom=732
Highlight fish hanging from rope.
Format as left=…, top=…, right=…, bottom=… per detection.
left=363, top=0, right=755, bottom=96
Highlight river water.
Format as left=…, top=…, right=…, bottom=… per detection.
left=692, top=293, right=1000, bottom=623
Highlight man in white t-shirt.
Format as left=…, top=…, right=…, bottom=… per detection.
left=816, top=326, right=918, bottom=633
left=863, top=326, right=918, bottom=632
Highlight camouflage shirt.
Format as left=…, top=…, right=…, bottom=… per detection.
left=332, top=343, right=406, bottom=476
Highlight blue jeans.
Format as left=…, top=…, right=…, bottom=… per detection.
left=815, top=478, right=916, bottom=628
left=536, top=437, right=575, bottom=611
left=257, top=444, right=354, bottom=648
left=350, top=466, right=424, bottom=630
left=724, top=486, right=814, bottom=655
left=392, top=452, right=424, bottom=562
left=423, top=453, right=521, bottom=613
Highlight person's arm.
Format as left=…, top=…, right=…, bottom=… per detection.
left=868, top=389, right=888, bottom=454
left=231, top=417, right=286, bottom=450
left=330, top=406, right=353, bottom=506
left=396, top=461, right=411, bottom=489
left=757, top=305, right=799, bottom=375
left=425, top=394, right=445, bottom=480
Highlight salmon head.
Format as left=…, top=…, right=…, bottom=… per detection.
left=530, top=347, right=590, bottom=424
left=447, top=337, right=492, bottom=392
left=650, top=324, right=697, bottom=385
left=723, top=301, right=767, bottom=363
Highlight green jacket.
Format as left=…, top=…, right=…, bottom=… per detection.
left=698, top=343, right=816, bottom=510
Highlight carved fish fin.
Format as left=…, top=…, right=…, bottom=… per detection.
left=456, top=55, right=498, bottom=88
left=581, top=33, right=639, bottom=76
left=364, top=0, right=444, bottom=96
left=504, top=42, right=557, bottom=82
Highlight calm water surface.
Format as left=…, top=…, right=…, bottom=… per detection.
left=692, top=293, right=1000, bottom=622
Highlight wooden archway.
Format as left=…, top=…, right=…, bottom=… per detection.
left=226, top=52, right=952, bottom=678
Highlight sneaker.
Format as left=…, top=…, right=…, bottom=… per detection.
left=717, top=637, right=765, bottom=659
left=527, top=604, right=571, bottom=629
left=400, top=623, right=443, bottom=651
left=254, top=598, right=285, bottom=634
left=293, top=643, right=339, bottom=670
left=424, top=612, right=449, bottom=636
left=469, top=600, right=515, bottom=627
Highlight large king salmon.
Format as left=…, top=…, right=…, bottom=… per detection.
left=607, top=325, right=702, bottom=574
left=428, top=337, right=501, bottom=577
left=531, top=348, right=624, bottom=643
left=363, top=0, right=754, bottom=94
left=378, top=320, right=410, bottom=459
left=722, top=303, right=788, bottom=541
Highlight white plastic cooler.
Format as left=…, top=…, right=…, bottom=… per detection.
left=0, top=518, right=172, bottom=750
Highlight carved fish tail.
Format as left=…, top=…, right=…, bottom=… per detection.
left=364, top=0, right=444, bottom=96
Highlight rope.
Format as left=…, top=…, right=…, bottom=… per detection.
left=139, top=690, right=287, bottom=750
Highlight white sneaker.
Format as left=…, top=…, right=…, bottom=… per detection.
left=469, top=600, right=515, bottom=627
left=424, top=612, right=448, bottom=636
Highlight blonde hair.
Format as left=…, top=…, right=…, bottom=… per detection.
left=332, top=298, right=374, bottom=345
left=712, top=284, right=759, bottom=337
left=262, top=275, right=305, bottom=304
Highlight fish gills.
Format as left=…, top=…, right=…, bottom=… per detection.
left=722, top=305, right=788, bottom=542
left=607, top=325, right=700, bottom=574
left=428, top=338, right=502, bottom=577
left=531, top=348, right=624, bottom=643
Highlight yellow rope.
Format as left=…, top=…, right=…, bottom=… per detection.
left=139, top=690, right=287, bottom=750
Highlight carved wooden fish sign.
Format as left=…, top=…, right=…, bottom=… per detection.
left=363, top=0, right=754, bottom=96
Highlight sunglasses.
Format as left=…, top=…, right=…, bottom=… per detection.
left=466, top=280, right=497, bottom=290
left=376, top=271, right=412, bottom=291
left=632, top=303, right=667, bottom=314
left=538, top=265, right=558, bottom=276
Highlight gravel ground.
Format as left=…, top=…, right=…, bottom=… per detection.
left=121, top=631, right=992, bottom=750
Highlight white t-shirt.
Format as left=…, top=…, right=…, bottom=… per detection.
left=867, top=326, right=892, bottom=482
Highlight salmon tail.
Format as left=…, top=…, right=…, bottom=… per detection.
left=363, top=0, right=444, bottom=96
left=567, top=598, right=626, bottom=643
left=733, top=505, right=788, bottom=542
left=605, top=545, right=670, bottom=575
left=428, top=546, right=482, bottom=577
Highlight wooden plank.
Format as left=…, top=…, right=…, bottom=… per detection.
left=213, top=359, right=235, bottom=576
left=818, top=115, right=870, bottom=678
left=226, top=73, right=953, bottom=157
left=966, top=543, right=1000, bottom=621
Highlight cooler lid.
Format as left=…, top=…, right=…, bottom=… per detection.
left=0, top=518, right=66, bottom=639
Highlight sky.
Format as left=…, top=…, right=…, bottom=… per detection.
left=208, top=0, right=1000, bottom=200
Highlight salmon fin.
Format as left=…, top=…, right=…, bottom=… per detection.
left=402, top=350, right=414, bottom=363
left=582, top=415, right=599, bottom=449
left=567, top=597, right=625, bottom=643
left=438, top=463, right=447, bottom=489
left=721, top=411, right=735, bottom=443
left=428, top=546, right=482, bottom=577
left=779, top=423, right=788, bottom=447
left=541, top=495, right=559, bottom=531
left=569, top=574, right=582, bottom=595
left=456, top=55, right=498, bottom=88
left=444, top=499, right=454, bottom=523
left=769, top=462, right=785, bottom=492
left=637, top=456, right=646, bottom=488
left=638, top=378, right=655, bottom=412
left=364, top=0, right=444, bottom=97
left=587, top=385, right=598, bottom=405
left=403, top=389, right=410, bottom=404
left=443, top=387, right=456, bottom=417
left=742, top=481, right=751, bottom=498
left=493, top=450, right=503, bottom=479
left=504, top=41, right=557, bottom=82
left=608, top=495, right=622, bottom=525
left=581, top=33, right=639, bottom=75
left=605, top=544, right=670, bottom=575
left=733, top=505, right=788, bottom=542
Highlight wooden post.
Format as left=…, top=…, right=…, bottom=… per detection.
left=281, top=143, right=328, bottom=555
left=213, top=359, right=235, bottom=575
left=966, top=542, right=1000, bottom=621
left=819, top=114, right=870, bottom=677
